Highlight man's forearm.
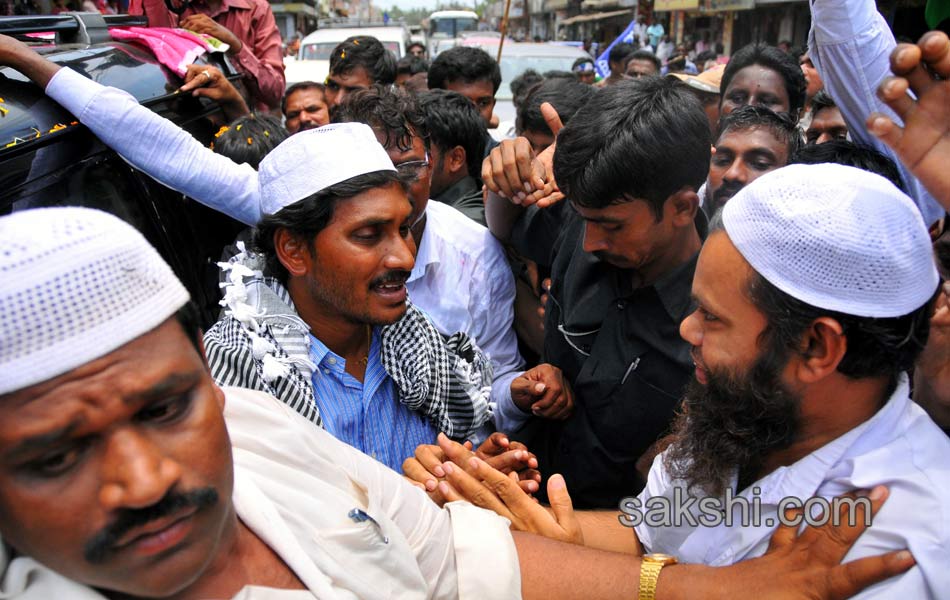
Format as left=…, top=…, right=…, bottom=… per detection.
left=575, top=510, right=642, bottom=555
left=485, top=189, right=525, bottom=243
left=3, top=42, right=60, bottom=88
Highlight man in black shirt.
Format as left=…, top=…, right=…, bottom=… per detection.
left=485, top=77, right=712, bottom=508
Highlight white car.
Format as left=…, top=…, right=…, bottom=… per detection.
left=284, top=26, right=412, bottom=86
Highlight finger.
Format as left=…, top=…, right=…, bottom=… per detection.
left=500, top=140, right=528, bottom=201
left=437, top=479, right=465, bottom=503
left=441, top=461, right=514, bottom=518
left=767, top=505, right=806, bottom=552
left=518, top=478, right=540, bottom=494
left=485, top=449, right=533, bottom=473
left=540, top=101, right=565, bottom=136
left=436, top=432, right=475, bottom=465
left=890, top=43, right=938, bottom=98
left=476, top=432, right=511, bottom=458
left=519, top=468, right=542, bottom=482
left=491, top=144, right=515, bottom=199
left=866, top=112, right=904, bottom=150
left=415, top=443, right=447, bottom=477
left=463, top=440, right=474, bottom=450
left=402, top=458, right=439, bottom=492
left=468, top=456, right=538, bottom=512
left=546, top=474, right=582, bottom=543
left=919, top=30, right=950, bottom=78
left=876, top=76, right=916, bottom=120
left=799, top=486, right=889, bottom=562
left=535, top=191, right=566, bottom=208
left=826, top=550, right=915, bottom=600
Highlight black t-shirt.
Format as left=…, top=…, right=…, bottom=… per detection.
left=510, top=201, right=706, bottom=508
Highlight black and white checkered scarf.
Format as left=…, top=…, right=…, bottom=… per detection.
left=205, top=248, right=492, bottom=441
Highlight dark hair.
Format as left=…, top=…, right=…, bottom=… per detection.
left=281, top=81, right=325, bottom=115
left=624, top=49, right=661, bottom=73
left=721, top=43, right=807, bottom=119
left=175, top=301, right=203, bottom=352
left=428, top=46, right=502, bottom=94
left=717, top=105, right=802, bottom=162
left=329, top=36, right=397, bottom=85
left=211, top=113, right=289, bottom=170
left=695, top=49, right=717, bottom=65
left=396, top=55, right=429, bottom=76
left=510, top=68, right=544, bottom=109
left=332, top=84, right=429, bottom=152
left=747, top=268, right=935, bottom=387
left=542, top=70, right=576, bottom=80
left=810, top=89, right=836, bottom=114
left=516, top=78, right=595, bottom=136
left=791, top=140, right=906, bottom=193
left=608, top=42, right=636, bottom=67
left=553, top=77, right=711, bottom=218
left=407, top=41, right=425, bottom=53
left=418, top=89, right=486, bottom=179
left=253, top=171, right=407, bottom=281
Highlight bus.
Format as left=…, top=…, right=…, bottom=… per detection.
left=427, top=10, right=479, bottom=56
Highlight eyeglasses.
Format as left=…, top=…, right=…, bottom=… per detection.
left=395, top=152, right=430, bottom=181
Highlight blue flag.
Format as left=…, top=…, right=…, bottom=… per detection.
left=595, top=18, right=638, bottom=79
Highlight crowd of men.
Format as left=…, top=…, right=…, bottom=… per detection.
left=0, top=0, right=949, bottom=597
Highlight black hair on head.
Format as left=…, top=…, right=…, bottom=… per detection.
left=717, top=105, right=802, bottom=163
left=417, top=89, right=486, bottom=179
left=791, top=140, right=906, bottom=193
left=721, top=43, right=807, bottom=119
left=625, top=49, right=661, bottom=73
left=397, top=55, right=430, bottom=76
left=608, top=42, right=637, bottom=67
left=517, top=78, right=596, bottom=136
left=809, top=89, right=836, bottom=114
left=510, top=68, right=544, bottom=110
left=211, top=113, right=289, bottom=170
left=553, top=77, right=711, bottom=218
left=329, top=36, right=397, bottom=85
left=332, top=84, right=429, bottom=153
left=281, top=81, right=325, bottom=115
left=428, top=46, right=502, bottom=93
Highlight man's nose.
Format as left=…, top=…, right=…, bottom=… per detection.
left=98, top=428, right=182, bottom=512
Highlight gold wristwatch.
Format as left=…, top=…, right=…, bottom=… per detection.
left=638, top=553, right=678, bottom=600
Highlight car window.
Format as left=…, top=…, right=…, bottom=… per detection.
left=497, top=56, right=582, bottom=100
left=302, top=40, right=401, bottom=60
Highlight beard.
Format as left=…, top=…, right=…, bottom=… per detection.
left=663, top=346, right=802, bottom=497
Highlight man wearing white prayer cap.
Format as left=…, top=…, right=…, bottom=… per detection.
left=633, top=163, right=950, bottom=598
left=0, top=207, right=908, bottom=600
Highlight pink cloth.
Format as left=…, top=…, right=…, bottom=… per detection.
left=111, top=27, right=213, bottom=76
left=128, top=0, right=285, bottom=111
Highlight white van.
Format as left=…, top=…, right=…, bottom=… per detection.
left=284, top=26, right=411, bottom=87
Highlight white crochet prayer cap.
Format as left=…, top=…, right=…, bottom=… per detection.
left=0, top=207, right=190, bottom=395
left=722, top=163, right=938, bottom=318
left=258, top=122, right=397, bottom=216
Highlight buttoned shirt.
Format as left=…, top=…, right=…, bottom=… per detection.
left=808, top=0, right=944, bottom=227
left=0, top=387, right=522, bottom=599
left=636, top=375, right=950, bottom=599
left=129, top=0, right=286, bottom=111
left=307, top=330, right=439, bottom=471
left=507, top=201, right=705, bottom=508
left=45, top=70, right=524, bottom=428
left=409, top=201, right=524, bottom=429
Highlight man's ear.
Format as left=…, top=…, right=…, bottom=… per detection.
left=273, top=228, right=312, bottom=277
left=666, top=188, right=699, bottom=226
left=447, top=145, right=467, bottom=175
left=793, top=317, right=847, bottom=383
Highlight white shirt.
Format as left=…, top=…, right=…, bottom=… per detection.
left=410, top=202, right=524, bottom=429
left=635, top=375, right=950, bottom=599
left=0, top=387, right=522, bottom=599
left=808, top=0, right=945, bottom=228
left=44, top=69, right=525, bottom=434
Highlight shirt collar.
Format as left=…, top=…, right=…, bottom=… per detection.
left=434, top=175, right=480, bottom=206
left=408, top=206, right=436, bottom=283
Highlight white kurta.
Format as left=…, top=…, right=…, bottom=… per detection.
left=0, top=387, right=521, bottom=599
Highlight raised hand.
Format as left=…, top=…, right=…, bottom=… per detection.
left=867, top=31, right=950, bottom=212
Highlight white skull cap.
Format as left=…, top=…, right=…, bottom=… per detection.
left=0, top=207, right=190, bottom=395
left=722, top=163, right=938, bottom=318
left=257, top=122, right=397, bottom=216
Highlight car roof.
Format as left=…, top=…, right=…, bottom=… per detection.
left=460, top=40, right=590, bottom=59
left=301, top=26, right=408, bottom=44
left=429, top=10, right=479, bottom=19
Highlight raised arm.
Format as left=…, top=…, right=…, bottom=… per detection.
left=808, top=0, right=944, bottom=226
left=0, top=34, right=262, bottom=225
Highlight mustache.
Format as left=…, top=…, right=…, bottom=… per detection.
left=83, top=487, right=218, bottom=564
left=370, top=270, right=410, bottom=288
left=712, top=181, right=744, bottom=202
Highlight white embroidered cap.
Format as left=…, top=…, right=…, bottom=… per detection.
left=722, top=163, right=939, bottom=318
left=257, top=122, right=397, bottom=216
left=0, top=207, right=190, bottom=395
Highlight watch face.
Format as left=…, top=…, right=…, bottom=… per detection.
left=645, top=553, right=678, bottom=565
